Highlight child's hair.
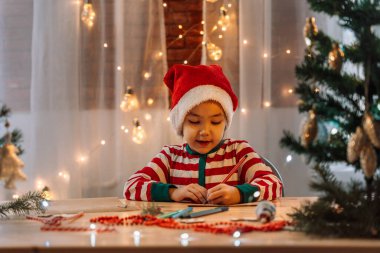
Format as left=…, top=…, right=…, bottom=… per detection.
left=163, top=64, right=238, bottom=135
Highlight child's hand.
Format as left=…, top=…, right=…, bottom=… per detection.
left=169, top=184, right=207, bottom=203
left=207, top=184, right=241, bottom=205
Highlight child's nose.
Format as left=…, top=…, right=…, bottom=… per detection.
left=199, top=124, right=210, bottom=135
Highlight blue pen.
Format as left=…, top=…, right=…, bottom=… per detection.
left=171, top=207, right=193, bottom=219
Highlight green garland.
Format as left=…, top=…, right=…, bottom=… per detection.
left=0, top=191, right=47, bottom=218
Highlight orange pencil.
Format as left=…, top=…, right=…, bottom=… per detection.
left=221, top=155, right=248, bottom=184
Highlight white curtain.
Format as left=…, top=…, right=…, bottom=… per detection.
left=0, top=0, right=170, bottom=200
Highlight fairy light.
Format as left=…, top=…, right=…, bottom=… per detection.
left=81, top=0, right=96, bottom=28
left=124, top=128, right=129, bottom=134
left=243, top=39, right=248, bottom=45
left=178, top=34, right=183, bottom=39
left=287, top=88, right=294, bottom=94
left=155, top=51, right=163, bottom=60
left=234, top=239, right=241, bottom=247
left=143, top=72, right=151, bottom=80
left=184, top=60, right=188, bottom=64
left=286, top=154, right=292, bottom=163
left=144, top=113, right=152, bottom=121
left=78, top=155, right=88, bottom=163
left=241, top=108, right=247, bottom=114
left=103, top=43, right=108, bottom=48
left=263, top=53, right=268, bottom=58
left=167, top=116, right=170, bottom=121
left=117, top=66, right=122, bottom=71
left=263, top=101, right=271, bottom=107
left=100, top=140, right=106, bottom=145
left=232, top=230, right=241, bottom=238
left=36, top=179, right=44, bottom=190
left=178, top=25, right=183, bottom=29
left=12, top=194, right=19, bottom=199
left=147, top=98, right=154, bottom=105
left=163, top=2, right=167, bottom=7
left=200, top=31, right=204, bottom=35
left=207, top=42, right=222, bottom=61
left=218, top=34, right=223, bottom=39
left=331, top=128, right=338, bottom=135
left=286, top=49, right=291, bottom=54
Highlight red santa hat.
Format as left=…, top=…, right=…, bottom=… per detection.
left=163, top=64, right=238, bottom=135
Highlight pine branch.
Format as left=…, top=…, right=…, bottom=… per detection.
left=0, top=191, right=47, bottom=218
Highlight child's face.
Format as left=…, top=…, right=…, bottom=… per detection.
left=183, top=101, right=227, bottom=154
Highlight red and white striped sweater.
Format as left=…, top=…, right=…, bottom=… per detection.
left=124, top=139, right=282, bottom=202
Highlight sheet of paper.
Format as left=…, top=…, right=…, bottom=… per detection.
left=45, top=197, right=138, bottom=214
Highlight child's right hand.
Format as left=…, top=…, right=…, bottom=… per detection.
left=169, top=184, right=207, bottom=203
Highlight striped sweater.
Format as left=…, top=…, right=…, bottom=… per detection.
left=124, top=139, right=283, bottom=202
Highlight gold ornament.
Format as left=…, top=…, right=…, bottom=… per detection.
left=360, top=144, right=377, bottom=178
left=363, top=113, right=380, bottom=148
left=347, top=126, right=367, bottom=163
left=301, top=109, right=318, bottom=147
left=303, top=17, right=318, bottom=47
left=0, top=143, right=26, bottom=189
left=328, top=43, right=344, bottom=72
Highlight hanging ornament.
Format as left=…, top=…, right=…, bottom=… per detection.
left=207, top=42, right=223, bottom=61
left=132, top=118, right=146, bottom=144
left=301, top=109, right=318, bottom=148
left=328, top=42, right=344, bottom=72
left=81, top=0, right=96, bottom=28
left=0, top=136, right=26, bottom=190
left=360, top=144, right=377, bottom=179
left=217, top=6, right=230, bottom=31
left=120, top=86, right=139, bottom=112
left=347, top=126, right=368, bottom=163
left=363, top=113, right=380, bottom=148
left=303, top=17, right=318, bottom=47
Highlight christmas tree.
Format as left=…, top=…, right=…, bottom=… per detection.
left=280, top=0, right=380, bottom=237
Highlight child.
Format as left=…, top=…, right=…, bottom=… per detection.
left=124, top=64, right=283, bottom=205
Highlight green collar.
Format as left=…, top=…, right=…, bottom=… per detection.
left=185, top=139, right=225, bottom=156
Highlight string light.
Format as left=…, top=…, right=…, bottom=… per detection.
left=12, top=194, right=19, bottom=199
left=81, top=0, right=96, bottom=28
left=117, top=66, right=122, bottom=71
left=263, top=101, right=271, bottom=108
left=163, top=2, right=167, bottom=8
left=144, top=113, right=152, bottom=121
left=120, top=86, right=139, bottom=112
left=286, top=49, right=291, bottom=54
left=286, top=154, right=292, bottom=163
left=103, top=43, right=108, bottom=48
left=132, top=119, right=146, bottom=144
left=243, top=39, right=248, bottom=45
left=147, top=98, right=154, bottom=106
left=241, top=108, right=247, bottom=114
left=100, top=140, right=106, bottom=145
left=263, top=53, right=268, bottom=58
left=143, top=72, right=151, bottom=80
left=218, top=6, right=230, bottom=31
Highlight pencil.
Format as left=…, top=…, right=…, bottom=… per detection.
left=221, top=155, right=248, bottom=184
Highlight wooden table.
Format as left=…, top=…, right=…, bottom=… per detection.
left=0, top=197, right=379, bottom=253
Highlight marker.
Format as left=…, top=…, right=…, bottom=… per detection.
left=221, top=155, right=248, bottom=184
left=180, top=206, right=229, bottom=218
left=172, top=207, right=193, bottom=219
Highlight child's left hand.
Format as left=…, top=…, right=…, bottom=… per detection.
left=206, top=184, right=241, bottom=205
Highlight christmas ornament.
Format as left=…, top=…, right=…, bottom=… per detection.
left=363, top=113, right=380, bottom=148
left=360, top=144, right=377, bottom=179
left=328, top=42, right=344, bottom=72
left=301, top=109, right=318, bottom=147
left=132, top=118, right=146, bottom=144
left=347, top=126, right=367, bottom=163
left=120, top=86, right=139, bottom=112
left=256, top=201, right=276, bottom=223
left=0, top=136, right=26, bottom=189
left=303, top=17, right=318, bottom=47
left=207, top=42, right=223, bottom=61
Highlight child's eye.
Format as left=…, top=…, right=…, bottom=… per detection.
left=211, top=121, right=222, bottom=125
left=188, top=120, right=200, bottom=124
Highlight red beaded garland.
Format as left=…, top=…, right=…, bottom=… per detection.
left=89, top=214, right=289, bottom=235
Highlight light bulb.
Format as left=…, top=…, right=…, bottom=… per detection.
left=217, top=6, right=230, bottom=31
left=132, top=119, right=146, bottom=144
left=120, top=87, right=139, bottom=112
left=207, top=42, right=222, bottom=61
left=81, top=1, right=96, bottom=28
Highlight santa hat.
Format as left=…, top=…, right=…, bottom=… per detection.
left=163, top=64, right=238, bottom=135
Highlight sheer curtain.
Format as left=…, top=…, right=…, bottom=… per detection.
left=0, top=0, right=170, bottom=200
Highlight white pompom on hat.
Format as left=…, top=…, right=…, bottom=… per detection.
left=163, top=64, right=238, bottom=135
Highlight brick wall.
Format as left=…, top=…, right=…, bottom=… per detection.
left=163, top=0, right=203, bottom=68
